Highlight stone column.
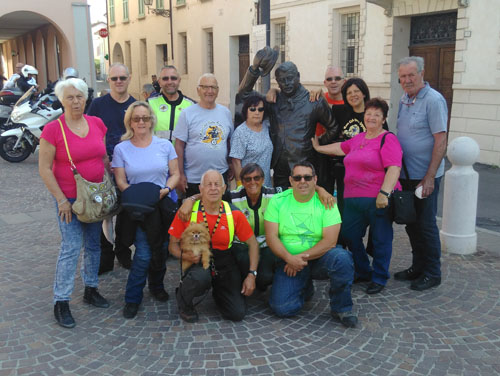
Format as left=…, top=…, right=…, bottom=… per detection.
left=440, top=137, right=480, bottom=255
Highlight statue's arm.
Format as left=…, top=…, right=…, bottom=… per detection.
left=237, top=66, right=261, bottom=101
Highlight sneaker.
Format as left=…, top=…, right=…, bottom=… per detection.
left=150, top=289, right=169, bottom=302
left=332, top=311, right=358, bottom=328
left=123, top=303, right=139, bottom=319
left=410, top=275, right=441, bottom=291
left=176, top=287, right=198, bottom=323
left=54, top=301, right=76, bottom=328
left=83, top=287, right=110, bottom=308
left=394, top=267, right=422, bottom=281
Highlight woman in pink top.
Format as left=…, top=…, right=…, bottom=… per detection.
left=39, top=78, right=110, bottom=329
left=312, top=98, right=402, bottom=295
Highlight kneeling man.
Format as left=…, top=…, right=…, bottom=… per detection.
left=264, top=162, right=357, bottom=328
left=169, top=170, right=259, bottom=323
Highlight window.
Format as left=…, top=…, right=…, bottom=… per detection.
left=341, top=12, right=359, bottom=76
left=176, top=0, right=186, bottom=5
left=109, top=0, right=115, bottom=24
left=206, top=30, right=214, bottom=73
left=138, top=0, right=145, bottom=16
left=140, top=39, right=147, bottom=75
left=274, top=22, right=286, bottom=64
left=156, top=0, right=164, bottom=9
left=123, top=0, right=129, bottom=21
left=125, top=41, right=132, bottom=73
left=179, top=33, right=188, bottom=75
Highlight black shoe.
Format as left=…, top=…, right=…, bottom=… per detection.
left=150, top=289, right=169, bottom=302
left=83, top=287, right=110, bottom=308
left=410, top=275, right=441, bottom=291
left=54, top=301, right=76, bottom=328
left=394, top=267, right=422, bottom=281
left=332, top=311, right=358, bottom=328
left=98, top=263, right=114, bottom=276
left=353, top=275, right=371, bottom=284
left=176, top=287, right=198, bottom=323
left=123, top=303, right=139, bottom=319
left=366, top=282, right=385, bottom=295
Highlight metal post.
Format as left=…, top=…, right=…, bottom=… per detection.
left=260, top=0, right=271, bottom=93
left=440, top=137, right=480, bottom=254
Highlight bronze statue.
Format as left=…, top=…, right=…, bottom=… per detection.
left=238, top=47, right=338, bottom=187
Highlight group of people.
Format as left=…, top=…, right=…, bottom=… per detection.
left=1, top=62, right=38, bottom=92
left=38, top=50, right=447, bottom=330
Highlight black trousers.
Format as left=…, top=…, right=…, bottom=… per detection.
left=99, top=214, right=132, bottom=269
left=177, top=248, right=246, bottom=321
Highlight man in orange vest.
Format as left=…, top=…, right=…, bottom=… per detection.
left=169, top=170, right=259, bottom=323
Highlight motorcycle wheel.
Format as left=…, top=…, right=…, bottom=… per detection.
left=0, top=135, right=33, bottom=162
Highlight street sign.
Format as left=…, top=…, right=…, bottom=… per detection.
left=98, top=28, right=108, bottom=38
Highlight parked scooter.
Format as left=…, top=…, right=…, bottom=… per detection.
left=0, top=87, right=23, bottom=131
left=0, top=87, right=62, bottom=162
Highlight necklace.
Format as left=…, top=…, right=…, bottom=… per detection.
left=200, top=202, right=224, bottom=246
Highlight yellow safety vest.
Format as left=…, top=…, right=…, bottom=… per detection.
left=190, top=200, right=234, bottom=248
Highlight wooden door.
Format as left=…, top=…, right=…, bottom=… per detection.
left=410, top=44, right=455, bottom=129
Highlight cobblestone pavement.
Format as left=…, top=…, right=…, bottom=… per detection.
left=1, top=155, right=499, bottom=376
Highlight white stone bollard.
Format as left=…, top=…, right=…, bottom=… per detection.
left=440, top=137, right=480, bottom=255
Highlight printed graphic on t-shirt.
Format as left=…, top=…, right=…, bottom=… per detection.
left=200, top=122, right=225, bottom=147
left=343, top=118, right=366, bottom=139
left=287, top=211, right=316, bottom=248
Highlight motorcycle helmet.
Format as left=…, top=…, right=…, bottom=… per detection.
left=21, top=65, right=38, bottom=78
left=63, top=67, right=79, bottom=80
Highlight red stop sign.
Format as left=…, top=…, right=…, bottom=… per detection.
left=98, top=28, right=109, bottom=38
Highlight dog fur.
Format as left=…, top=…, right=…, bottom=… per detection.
left=180, top=222, right=212, bottom=272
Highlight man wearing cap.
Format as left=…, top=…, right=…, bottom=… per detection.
left=168, top=169, right=259, bottom=323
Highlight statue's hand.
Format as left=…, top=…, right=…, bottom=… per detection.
left=252, top=46, right=279, bottom=76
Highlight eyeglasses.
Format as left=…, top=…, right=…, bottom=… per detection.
left=242, top=175, right=263, bottom=183
left=325, top=76, right=344, bottom=82
left=249, top=107, right=265, bottom=113
left=161, top=76, right=178, bottom=81
left=131, top=116, right=151, bottom=123
left=291, top=175, right=314, bottom=182
left=198, top=85, right=219, bottom=91
left=110, top=76, right=128, bottom=82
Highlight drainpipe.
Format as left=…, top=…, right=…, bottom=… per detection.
left=261, top=0, right=270, bottom=93
left=170, top=0, right=174, bottom=60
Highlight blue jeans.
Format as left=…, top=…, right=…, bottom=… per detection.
left=269, top=246, right=354, bottom=317
left=401, top=178, right=442, bottom=279
left=341, top=197, right=394, bottom=285
left=54, top=199, right=102, bottom=304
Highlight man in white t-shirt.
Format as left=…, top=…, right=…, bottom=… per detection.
left=173, top=73, right=234, bottom=198
left=3, top=63, right=24, bottom=89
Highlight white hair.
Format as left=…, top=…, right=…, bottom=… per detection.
left=109, top=63, right=130, bottom=76
left=197, top=73, right=217, bottom=86
left=54, top=78, right=88, bottom=102
left=200, top=169, right=224, bottom=186
left=398, top=56, right=425, bottom=72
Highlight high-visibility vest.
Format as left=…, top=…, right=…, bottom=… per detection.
left=148, top=93, right=195, bottom=141
left=190, top=200, right=234, bottom=249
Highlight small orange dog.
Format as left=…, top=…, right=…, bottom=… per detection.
left=180, top=222, right=211, bottom=272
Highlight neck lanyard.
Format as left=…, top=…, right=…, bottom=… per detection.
left=200, top=202, right=223, bottom=241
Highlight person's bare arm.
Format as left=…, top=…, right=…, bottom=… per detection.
left=113, top=167, right=130, bottom=192
left=419, top=131, right=447, bottom=198
left=376, top=166, right=401, bottom=209
left=232, top=158, right=243, bottom=186
left=161, top=158, right=180, bottom=199
left=174, top=139, right=188, bottom=192
left=241, top=235, right=259, bottom=296
left=39, top=139, right=73, bottom=224
left=315, top=186, right=335, bottom=209
left=301, top=224, right=341, bottom=261
left=311, top=136, right=345, bottom=156
left=178, top=193, right=201, bottom=221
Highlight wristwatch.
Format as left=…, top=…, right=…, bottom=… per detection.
left=379, top=189, right=391, bottom=198
left=248, top=270, right=257, bottom=277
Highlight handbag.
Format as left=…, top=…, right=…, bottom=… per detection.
left=58, top=119, right=120, bottom=223
left=380, top=132, right=417, bottom=225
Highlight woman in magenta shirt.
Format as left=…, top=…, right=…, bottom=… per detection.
left=313, top=98, right=402, bottom=295
left=39, top=78, right=110, bottom=329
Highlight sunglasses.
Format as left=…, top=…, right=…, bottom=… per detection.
left=161, top=76, right=178, bottom=81
left=110, top=76, right=128, bottom=82
left=198, top=85, right=218, bottom=90
left=131, top=116, right=151, bottom=123
left=242, top=175, right=263, bottom=183
left=249, top=107, right=265, bottom=112
left=291, top=175, right=314, bottom=182
left=325, top=76, right=344, bottom=82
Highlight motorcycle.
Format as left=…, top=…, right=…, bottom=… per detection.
left=0, top=87, right=23, bottom=131
left=0, top=87, right=62, bottom=162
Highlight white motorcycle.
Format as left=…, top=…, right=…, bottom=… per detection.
left=0, top=87, right=62, bottom=162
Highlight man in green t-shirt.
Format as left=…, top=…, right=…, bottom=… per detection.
left=264, top=161, right=357, bottom=328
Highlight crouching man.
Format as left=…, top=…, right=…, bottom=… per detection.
left=264, top=162, right=357, bottom=328
left=168, top=170, right=259, bottom=323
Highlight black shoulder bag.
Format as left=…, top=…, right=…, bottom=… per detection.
left=380, top=132, right=417, bottom=225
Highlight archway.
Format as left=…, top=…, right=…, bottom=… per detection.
left=112, top=43, right=124, bottom=64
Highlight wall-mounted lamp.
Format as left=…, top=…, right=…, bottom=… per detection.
left=143, top=0, right=170, bottom=17
left=11, top=51, right=17, bottom=57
